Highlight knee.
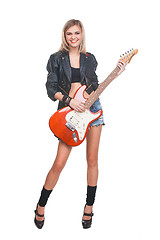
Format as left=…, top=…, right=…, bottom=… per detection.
left=87, top=155, right=98, bottom=168
left=51, top=161, right=65, bottom=174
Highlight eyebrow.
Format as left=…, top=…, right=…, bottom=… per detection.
left=66, top=31, right=80, bottom=34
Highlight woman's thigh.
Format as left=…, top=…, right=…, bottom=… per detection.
left=86, top=125, right=102, bottom=162
left=53, top=140, right=72, bottom=168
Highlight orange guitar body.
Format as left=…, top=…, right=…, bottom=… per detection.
left=49, top=85, right=102, bottom=146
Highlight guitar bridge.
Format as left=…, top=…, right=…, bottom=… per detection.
left=65, top=121, right=75, bottom=131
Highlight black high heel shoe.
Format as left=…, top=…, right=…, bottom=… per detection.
left=34, top=204, right=45, bottom=229
left=82, top=205, right=94, bottom=229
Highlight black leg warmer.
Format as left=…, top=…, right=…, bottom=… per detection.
left=38, top=187, right=52, bottom=207
left=86, top=185, right=97, bottom=206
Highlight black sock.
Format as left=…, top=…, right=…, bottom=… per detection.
left=38, top=187, right=52, bottom=207
left=86, top=185, right=97, bottom=206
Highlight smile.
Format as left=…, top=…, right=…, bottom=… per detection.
left=70, top=40, right=78, bottom=43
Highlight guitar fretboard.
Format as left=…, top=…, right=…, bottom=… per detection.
left=85, top=66, right=121, bottom=109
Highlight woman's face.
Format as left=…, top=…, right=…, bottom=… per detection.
left=65, top=25, right=82, bottom=50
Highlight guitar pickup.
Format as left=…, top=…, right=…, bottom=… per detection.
left=69, top=116, right=79, bottom=126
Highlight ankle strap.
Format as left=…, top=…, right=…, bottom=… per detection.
left=83, top=212, right=94, bottom=217
left=34, top=210, right=44, bottom=217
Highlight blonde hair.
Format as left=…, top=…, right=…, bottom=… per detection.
left=59, top=19, right=86, bottom=53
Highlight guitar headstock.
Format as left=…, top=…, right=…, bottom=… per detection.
left=120, top=49, right=138, bottom=64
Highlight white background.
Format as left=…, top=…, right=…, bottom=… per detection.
left=0, top=0, right=160, bottom=239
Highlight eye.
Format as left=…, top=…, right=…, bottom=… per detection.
left=66, top=32, right=72, bottom=35
left=75, top=31, right=80, bottom=35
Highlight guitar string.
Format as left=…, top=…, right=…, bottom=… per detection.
left=85, top=66, right=121, bottom=109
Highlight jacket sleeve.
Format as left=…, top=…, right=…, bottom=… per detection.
left=91, top=53, right=98, bottom=71
left=45, top=54, right=59, bottom=101
left=85, top=53, right=99, bottom=94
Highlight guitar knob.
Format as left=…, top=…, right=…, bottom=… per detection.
left=73, top=132, right=77, bottom=143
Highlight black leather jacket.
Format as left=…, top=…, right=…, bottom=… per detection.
left=46, top=50, right=99, bottom=110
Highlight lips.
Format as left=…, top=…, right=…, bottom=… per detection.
left=70, top=40, right=78, bottom=43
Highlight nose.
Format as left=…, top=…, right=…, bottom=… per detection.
left=71, top=34, right=76, bottom=39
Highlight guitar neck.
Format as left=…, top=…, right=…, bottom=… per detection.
left=85, top=66, right=121, bottom=109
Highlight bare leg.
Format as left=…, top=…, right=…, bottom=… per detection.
left=83, top=125, right=102, bottom=220
left=36, top=141, right=72, bottom=221
left=44, top=141, right=72, bottom=189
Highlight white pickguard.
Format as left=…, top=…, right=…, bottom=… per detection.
left=65, top=109, right=101, bottom=140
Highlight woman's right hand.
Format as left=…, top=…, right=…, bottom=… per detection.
left=69, top=99, right=85, bottom=112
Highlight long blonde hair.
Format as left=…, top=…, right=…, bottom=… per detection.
left=59, top=19, right=86, bottom=53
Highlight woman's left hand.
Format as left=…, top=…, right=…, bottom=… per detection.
left=116, top=60, right=127, bottom=74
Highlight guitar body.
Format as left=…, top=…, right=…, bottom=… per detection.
left=49, top=85, right=103, bottom=146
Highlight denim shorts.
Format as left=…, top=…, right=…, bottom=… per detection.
left=89, top=99, right=105, bottom=127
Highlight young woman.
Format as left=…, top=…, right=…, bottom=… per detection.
left=34, top=19, right=126, bottom=229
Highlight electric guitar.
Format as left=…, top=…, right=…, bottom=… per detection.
left=49, top=49, right=138, bottom=146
